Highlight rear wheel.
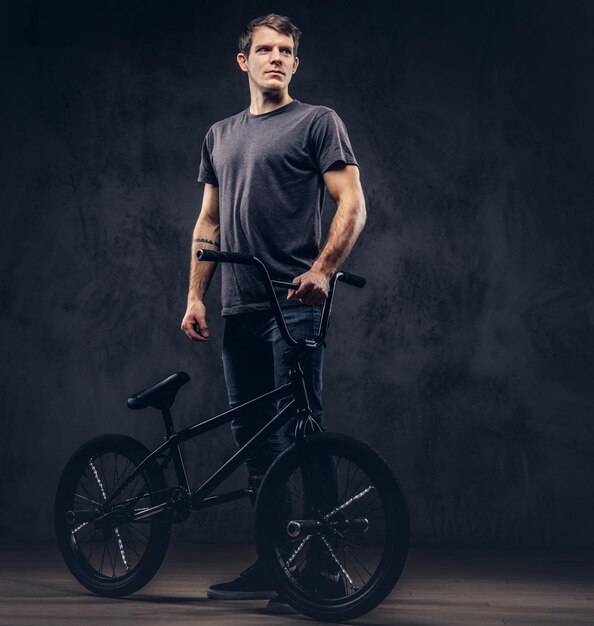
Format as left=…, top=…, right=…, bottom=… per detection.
left=55, top=434, right=171, bottom=596
left=255, top=432, right=409, bottom=622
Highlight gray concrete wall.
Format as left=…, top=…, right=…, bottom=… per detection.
left=1, top=0, right=593, bottom=547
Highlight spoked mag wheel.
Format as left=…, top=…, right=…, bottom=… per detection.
left=54, top=434, right=171, bottom=596
left=255, top=433, right=409, bottom=622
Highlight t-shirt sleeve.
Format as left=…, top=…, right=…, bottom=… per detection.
left=197, top=128, right=218, bottom=186
left=310, top=110, right=358, bottom=174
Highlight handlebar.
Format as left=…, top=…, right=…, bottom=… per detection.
left=335, top=271, right=367, bottom=289
left=198, top=249, right=365, bottom=289
left=197, top=249, right=366, bottom=349
left=197, top=249, right=255, bottom=266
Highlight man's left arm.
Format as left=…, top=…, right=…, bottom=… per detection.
left=289, top=164, right=366, bottom=305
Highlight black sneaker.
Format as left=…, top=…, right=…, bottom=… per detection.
left=295, top=567, right=346, bottom=598
left=207, top=561, right=277, bottom=600
left=265, top=569, right=346, bottom=613
left=265, top=594, right=298, bottom=614
left=314, top=569, right=346, bottom=598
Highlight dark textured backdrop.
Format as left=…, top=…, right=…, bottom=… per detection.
left=1, top=0, right=593, bottom=547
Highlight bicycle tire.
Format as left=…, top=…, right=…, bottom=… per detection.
left=54, top=434, right=172, bottom=597
left=255, top=432, right=409, bottom=622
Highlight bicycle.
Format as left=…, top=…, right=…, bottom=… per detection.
left=54, top=249, right=409, bottom=622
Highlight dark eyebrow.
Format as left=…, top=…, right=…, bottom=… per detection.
left=255, top=43, right=294, bottom=51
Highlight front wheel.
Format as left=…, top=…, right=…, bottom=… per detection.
left=255, top=432, right=409, bottom=622
left=54, top=434, right=172, bottom=597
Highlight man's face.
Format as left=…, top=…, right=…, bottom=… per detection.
left=237, top=26, right=299, bottom=93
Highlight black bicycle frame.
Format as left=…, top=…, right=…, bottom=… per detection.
left=100, top=259, right=365, bottom=519
left=103, top=363, right=314, bottom=514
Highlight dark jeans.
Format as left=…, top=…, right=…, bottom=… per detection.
left=222, top=304, right=324, bottom=492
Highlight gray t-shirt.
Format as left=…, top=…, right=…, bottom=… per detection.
left=198, top=100, right=358, bottom=316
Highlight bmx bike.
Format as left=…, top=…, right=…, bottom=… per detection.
left=54, top=249, right=409, bottom=622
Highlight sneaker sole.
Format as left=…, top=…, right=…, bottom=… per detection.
left=207, top=589, right=277, bottom=600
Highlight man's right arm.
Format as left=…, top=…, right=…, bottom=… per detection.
left=181, top=183, right=220, bottom=342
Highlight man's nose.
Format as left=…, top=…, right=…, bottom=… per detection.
left=270, top=47, right=282, bottom=63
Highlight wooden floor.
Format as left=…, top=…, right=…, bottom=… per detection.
left=1, top=544, right=593, bottom=625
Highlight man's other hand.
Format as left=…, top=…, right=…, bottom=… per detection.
left=181, top=300, right=210, bottom=341
left=288, top=269, right=330, bottom=305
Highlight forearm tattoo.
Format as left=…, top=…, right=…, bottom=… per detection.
left=193, top=238, right=220, bottom=248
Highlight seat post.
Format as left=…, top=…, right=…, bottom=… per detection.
left=161, top=408, right=176, bottom=437
left=161, top=407, right=191, bottom=493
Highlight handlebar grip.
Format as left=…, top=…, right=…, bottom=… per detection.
left=197, top=249, right=255, bottom=264
left=337, top=271, right=366, bottom=288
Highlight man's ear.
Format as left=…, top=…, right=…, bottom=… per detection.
left=292, top=56, right=299, bottom=74
left=237, top=53, right=249, bottom=73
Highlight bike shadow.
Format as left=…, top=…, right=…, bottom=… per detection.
left=118, top=598, right=428, bottom=626
left=121, top=594, right=208, bottom=604
left=121, top=598, right=317, bottom=623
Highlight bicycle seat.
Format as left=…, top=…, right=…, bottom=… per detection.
left=127, top=371, right=190, bottom=411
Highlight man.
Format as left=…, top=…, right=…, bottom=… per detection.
left=181, top=14, right=366, bottom=612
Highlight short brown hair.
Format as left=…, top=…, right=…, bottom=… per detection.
left=238, top=14, right=302, bottom=57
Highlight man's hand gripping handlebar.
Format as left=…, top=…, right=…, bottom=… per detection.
left=196, top=249, right=366, bottom=348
